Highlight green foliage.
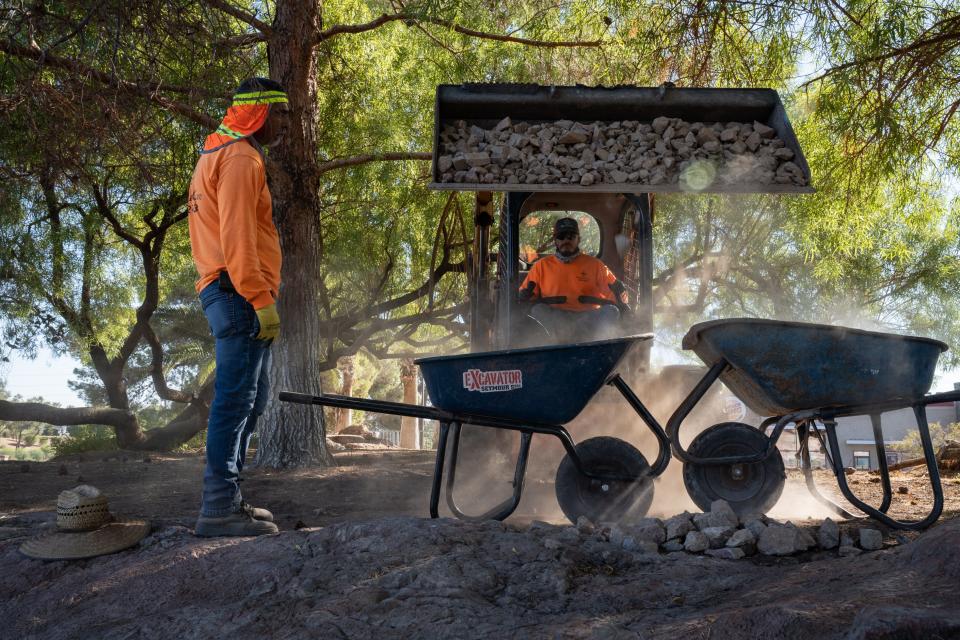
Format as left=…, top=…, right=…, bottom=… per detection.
left=2, top=0, right=960, bottom=440
left=892, top=422, right=960, bottom=458
left=176, top=429, right=207, bottom=453
left=0, top=446, right=50, bottom=461
left=364, top=357, right=404, bottom=431
left=52, top=425, right=118, bottom=457
left=804, top=1, right=960, bottom=174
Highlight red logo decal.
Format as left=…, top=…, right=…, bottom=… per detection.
left=462, top=369, right=523, bottom=393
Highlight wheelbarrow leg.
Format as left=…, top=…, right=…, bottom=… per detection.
left=870, top=413, right=893, bottom=513
left=607, top=374, right=671, bottom=475
left=824, top=410, right=943, bottom=530
left=444, top=423, right=533, bottom=522
left=798, top=420, right=857, bottom=520
left=429, top=421, right=452, bottom=519
left=665, top=361, right=802, bottom=465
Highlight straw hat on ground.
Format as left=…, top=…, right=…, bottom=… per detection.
left=19, top=485, right=150, bottom=561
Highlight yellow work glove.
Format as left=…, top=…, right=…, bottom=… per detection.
left=255, top=303, right=280, bottom=341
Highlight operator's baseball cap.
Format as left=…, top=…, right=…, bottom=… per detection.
left=553, top=217, right=579, bottom=237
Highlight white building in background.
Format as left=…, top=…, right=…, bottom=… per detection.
left=721, top=392, right=957, bottom=471
left=823, top=400, right=954, bottom=470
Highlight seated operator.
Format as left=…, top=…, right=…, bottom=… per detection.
left=518, top=217, right=628, bottom=341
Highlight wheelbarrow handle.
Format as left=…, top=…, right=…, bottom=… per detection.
left=278, top=391, right=452, bottom=422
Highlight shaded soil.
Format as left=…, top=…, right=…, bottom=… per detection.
left=1, top=448, right=957, bottom=529
left=2, top=451, right=960, bottom=639
left=0, top=450, right=437, bottom=532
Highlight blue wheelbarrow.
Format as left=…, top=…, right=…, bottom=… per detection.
left=673, top=318, right=950, bottom=530
left=281, top=335, right=669, bottom=525
left=280, top=319, right=952, bottom=530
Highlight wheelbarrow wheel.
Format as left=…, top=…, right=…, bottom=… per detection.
left=555, top=436, right=654, bottom=525
left=682, top=422, right=785, bottom=517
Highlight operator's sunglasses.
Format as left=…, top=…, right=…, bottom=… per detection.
left=555, top=231, right=578, bottom=240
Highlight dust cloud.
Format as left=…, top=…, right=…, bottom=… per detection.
left=438, top=358, right=839, bottom=525
left=416, top=191, right=911, bottom=525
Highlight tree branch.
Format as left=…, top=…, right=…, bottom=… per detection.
left=91, top=183, right=145, bottom=249
left=0, top=399, right=143, bottom=447
left=138, top=376, right=216, bottom=450
left=315, top=12, right=603, bottom=48
left=802, top=18, right=960, bottom=87
left=203, top=0, right=272, bottom=35
left=316, top=13, right=407, bottom=41
left=0, top=41, right=217, bottom=129
left=317, top=305, right=469, bottom=369
left=315, top=151, right=432, bottom=175
left=142, top=323, right=196, bottom=404
left=214, top=32, right=268, bottom=48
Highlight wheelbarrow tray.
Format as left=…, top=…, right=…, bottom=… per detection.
left=415, top=334, right=652, bottom=424
left=682, top=318, right=947, bottom=415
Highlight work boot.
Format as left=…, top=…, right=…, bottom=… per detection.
left=195, top=510, right=279, bottom=537
left=241, top=501, right=274, bottom=522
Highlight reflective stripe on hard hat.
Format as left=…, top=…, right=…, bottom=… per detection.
left=231, top=91, right=289, bottom=106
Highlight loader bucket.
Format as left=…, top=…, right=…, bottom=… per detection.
left=430, top=83, right=813, bottom=194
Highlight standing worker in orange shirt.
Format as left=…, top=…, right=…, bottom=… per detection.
left=188, top=78, right=289, bottom=537
left=519, top=217, right=628, bottom=341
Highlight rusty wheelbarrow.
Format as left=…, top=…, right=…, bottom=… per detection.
left=673, top=318, right=951, bottom=530
left=280, top=320, right=952, bottom=530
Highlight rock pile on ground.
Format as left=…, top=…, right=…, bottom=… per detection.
left=328, top=424, right=396, bottom=450
left=436, top=116, right=809, bottom=188
left=583, top=499, right=887, bottom=560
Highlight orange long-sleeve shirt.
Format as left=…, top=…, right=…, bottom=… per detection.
left=519, top=254, right=624, bottom=312
left=188, top=140, right=281, bottom=309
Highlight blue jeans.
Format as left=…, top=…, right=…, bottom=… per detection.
left=198, top=282, right=272, bottom=517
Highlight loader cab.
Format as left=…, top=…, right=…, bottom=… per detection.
left=465, top=191, right=654, bottom=366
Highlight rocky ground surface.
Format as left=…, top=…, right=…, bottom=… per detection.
left=436, top=116, right=809, bottom=188
left=2, top=451, right=959, bottom=639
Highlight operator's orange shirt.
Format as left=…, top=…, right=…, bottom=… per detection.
left=188, top=140, right=281, bottom=310
left=520, top=254, right=625, bottom=312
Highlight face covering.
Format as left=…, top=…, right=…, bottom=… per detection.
left=555, top=247, right=581, bottom=263
left=201, top=89, right=288, bottom=154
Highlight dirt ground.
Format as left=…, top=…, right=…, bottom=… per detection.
left=1, top=445, right=957, bottom=529
left=2, top=449, right=960, bottom=639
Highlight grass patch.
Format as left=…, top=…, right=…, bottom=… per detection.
left=52, top=425, right=118, bottom=457
left=176, top=429, right=207, bottom=453
left=0, top=446, right=53, bottom=461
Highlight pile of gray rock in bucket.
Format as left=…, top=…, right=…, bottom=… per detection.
left=436, top=117, right=809, bottom=188
left=569, top=499, right=886, bottom=560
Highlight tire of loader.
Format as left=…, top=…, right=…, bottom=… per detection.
left=682, top=422, right=785, bottom=517
left=555, top=436, right=654, bottom=525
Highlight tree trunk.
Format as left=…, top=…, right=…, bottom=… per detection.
left=0, top=399, right=143, bottom=448
left=137, top=378, right=216, bottom=450
left=334, top=356, right=354, bottom=433
left=888, top=440, right=960, bottom=472
left=256, top=0, right=334, bottom=468
left=399, top=358, right=419, bottom=449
